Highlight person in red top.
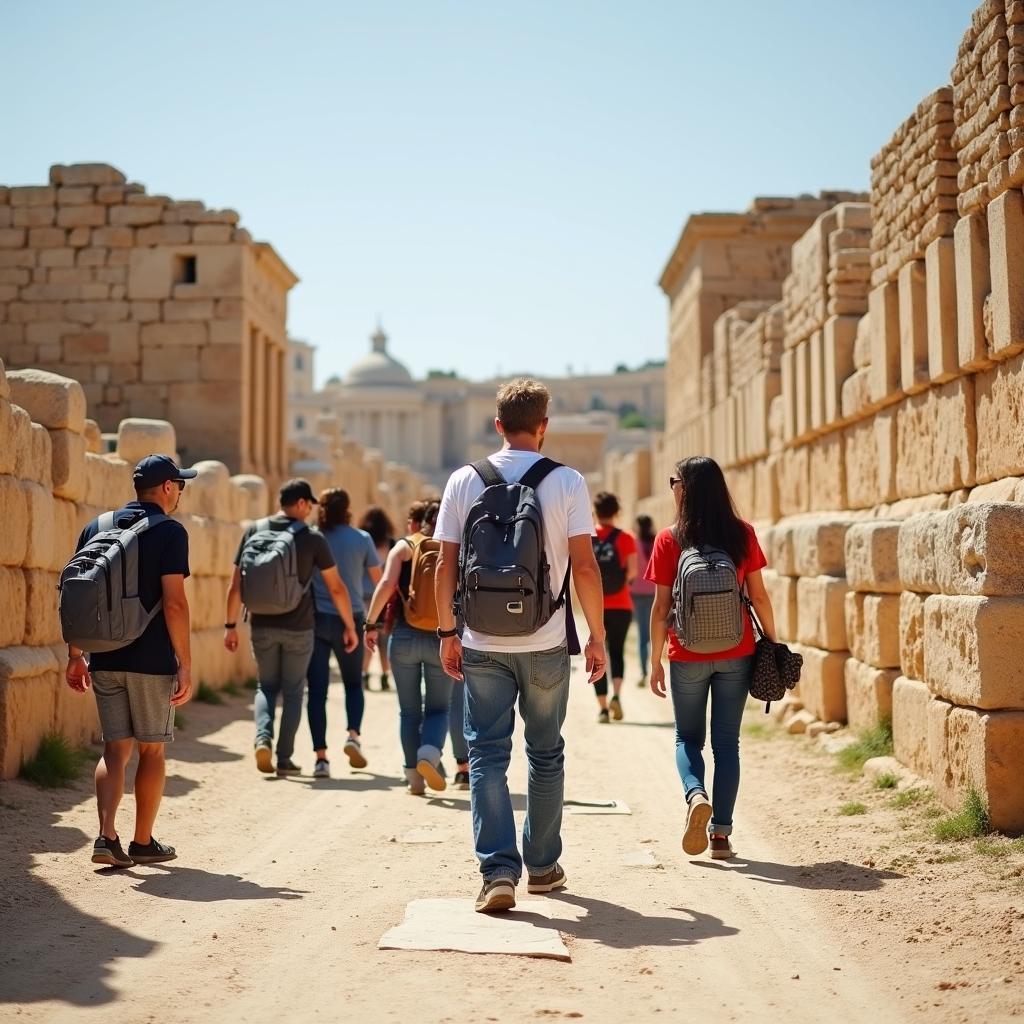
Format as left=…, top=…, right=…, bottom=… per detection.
left=591, top=492, right=638, bottom=723
left=645, top=456, right=777, bottom=861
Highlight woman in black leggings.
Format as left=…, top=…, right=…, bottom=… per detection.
left=590, top=492, right=638, bottom=723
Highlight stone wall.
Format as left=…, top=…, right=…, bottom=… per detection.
left=605, top=0, right=1024, bottom=832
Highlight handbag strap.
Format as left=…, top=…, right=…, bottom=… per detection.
left=742, top=589, right=767, bottom=641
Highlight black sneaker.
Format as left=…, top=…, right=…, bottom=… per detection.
left=380, top=674, right=390, bottom=691
left=92, top=835, right=134, bottom=868
left=362, top=673, right=371, bottom=691
left=454, top=769, right=470, bottom=790
left=127, top=837, right=177, bottom=864
left=276, top=759, right=302, bottom=777
left=475, top=877, right=516, bottom=913
left=527, top=862, right=567, bottom=894
left=597, top=708, right=610, bottom=724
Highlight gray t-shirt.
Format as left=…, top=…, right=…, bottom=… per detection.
left=312, top=525, right=380, bottom=617
left=234, top=515, right=335, bottom=632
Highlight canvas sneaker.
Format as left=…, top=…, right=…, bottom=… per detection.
left=128, top=837, right=177, bottom=864
left=416, top=756, right=446, bottom=792
left=405, top=767, right=426, bottom=796
left=527, top=863, right=567, bottom=894
left=475, top=878, right=516, bottom=914
left=454, top=769, right=470, bottom=791
left=254, top=740, right=273, bottom=774
left=276, top=759, right=302, bottom=777
left=609, top=696, right=623, bottom=721
left=91, top=835, right=134, bottom=868
left=313, top=758, right=331, bottom=779
left=344, top=737, right=368, bottom=769
left=597, top=708, right=610, bottom=724
left=709, top=835, right=735, bottom=860
left=682, top=792, right=712, bottom=856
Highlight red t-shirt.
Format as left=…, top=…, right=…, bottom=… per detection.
left=596, top=525, right=637, bottom=611
left=643, top=522, right=767, bottom=662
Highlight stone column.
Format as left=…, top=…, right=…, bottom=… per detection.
left=250, top=327, right=265, bottom=473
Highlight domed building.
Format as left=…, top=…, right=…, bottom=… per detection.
left=346, top=326, right=416, bottom=389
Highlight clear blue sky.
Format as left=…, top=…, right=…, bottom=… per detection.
left=5, top=1, right=971, bottom=386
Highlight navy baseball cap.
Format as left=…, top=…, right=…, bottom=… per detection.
left=133, top=454, right=198, bottom=489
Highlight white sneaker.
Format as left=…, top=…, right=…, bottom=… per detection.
left=313, top=758, right=331, bottom=779
left=682, top=793, right=712, bottom=855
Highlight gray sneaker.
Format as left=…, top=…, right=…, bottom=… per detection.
left=405, top=767, right=426, bottom=796
left=527, top=863, right=567, bottom=894
left=344, top=737, right=368, bottom=769
left=313, top=758, right=331, bottom=779
left=276, top=759, right=302, bottom=777
left=91, top=835, right=133, bottom=868
left=475, top=877, right=516, bottom=913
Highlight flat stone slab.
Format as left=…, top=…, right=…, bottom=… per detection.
left=564, top=799, right=631, bottom=815
left=379, top=898, right=570, bottom=961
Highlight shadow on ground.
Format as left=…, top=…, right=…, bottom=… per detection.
left=692, top=858, right=904, bottom=891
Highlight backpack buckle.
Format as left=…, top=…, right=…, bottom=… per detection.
left=506, top=601, right=524, bottom=615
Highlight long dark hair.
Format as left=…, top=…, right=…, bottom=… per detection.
left=635, top=514, right=656, bottom=543
left=673, top=456, right=749, bottom=565
left=358, top=506, right=394, bottom=547
left=318, top=488, right=351, bottom=530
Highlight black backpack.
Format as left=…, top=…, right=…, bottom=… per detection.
left=456, top=458, right=569, bottom=637
left=592, top=528, right=626, bottom=594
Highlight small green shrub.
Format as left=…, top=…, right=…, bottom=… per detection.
left=873, top=772, right=899, bottom=790
left=194, top=682, right=223, bottom=705
left=174, top=712, right=187, bottom=731
left=837, top=721, right=894, bottom=773
left=974, top=837, right=1009, bottom=858
left=244, top=677, right=259, bottom=691
left=742, top=721, right=774, bottom=740
left=20, top=735, right=90, bottom=789
left=839, top=801, right=868, bottom=816
left=933, top=788, right=990, bottom=841
left=221, top=682, right=240, bottom=697
left=890, top=788, right=928, bottom=808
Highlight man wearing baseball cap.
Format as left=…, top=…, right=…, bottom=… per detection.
left=225, top=478, right=358, bottom=777
left=65, top=454, right=197, bottom=869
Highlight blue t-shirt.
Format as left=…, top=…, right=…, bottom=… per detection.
left=312, top=525, right=380, bottom=617
left=77, top=501, right=191, bottom=676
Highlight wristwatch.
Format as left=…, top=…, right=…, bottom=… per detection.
left=436, top=626, right=459, bottom=639
left=364, top=621, right=382, bottom=632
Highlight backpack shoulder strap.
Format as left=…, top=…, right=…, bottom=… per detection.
left=519, top=457, right=563, bottom=490
left=287, top=519, right=308, bottom=535
left=609, top=527, right=621, bottom=543
left=128, top=512, right=170, bottom=535
left=97, top=511, right=117, bottom=532
left=257, top=517, right=272, bottom=532
left=471, top=459, right=505, bottom=487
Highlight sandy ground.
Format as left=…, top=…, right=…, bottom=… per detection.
left=1, top=655, right=1022, bottom=1024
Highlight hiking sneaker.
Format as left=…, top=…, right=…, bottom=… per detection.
left=92, top=835, right=134, bottom=868
left=416, top=758, right=446, bottom=792
left=609, top=696, right=623, bottom=721
left=454, top=769, right=470, bottom=791
left=405, top=767, right=425, bottom=796
left=682, top=793, right=712, bottom=856
left=254, top=740, right=273, bottom=774
left=709, top=835, right=735, bottom=860
left=312, top=758, right=331, bottom=779
left=475, top=878, right=516, bottom=913
left=597, top=708, right=610, bottom=724
left=276, top=759, right=302, bottom=777
left=527, top=863, right=567, bottom=894
left=128, top=837, right=177, bottom=864
left=344, top=737, right=368, bottom=769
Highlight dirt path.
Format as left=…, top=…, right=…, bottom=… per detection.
left=1, top=659, right=1021, bottom=1023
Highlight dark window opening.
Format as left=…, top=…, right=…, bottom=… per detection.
left=173, top=254, right=197, bottom=285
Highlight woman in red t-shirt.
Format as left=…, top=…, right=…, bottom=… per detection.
left=645, top=456, right=777, bottom=861
left=591, top=491, right=637, bottom=723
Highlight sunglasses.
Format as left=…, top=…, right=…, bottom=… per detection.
left=173, top=479, right=186, bottom=491
left=668, top=476, right=682, bottom=489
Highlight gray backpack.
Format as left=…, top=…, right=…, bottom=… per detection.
left=239, top=518, right=309, bottom=616
left=59, top=510, right=169, bottom=653
left=457, top=458, right=569, bottom=637
left=672, top=543, right=746, bottom=653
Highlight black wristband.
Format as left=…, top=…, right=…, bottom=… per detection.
left=436, top=626, right=459, bottom=639
left=224, top=622, right=237, bottom=629
left=364, top=622, right=382, bottom=631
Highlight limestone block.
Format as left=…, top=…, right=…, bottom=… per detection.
left=177, top=460, right=231, bottom=520
left=83, top=419, right=103, bottom=454
left=844, top=521, right=901, bottom=593
left=844, top=592, right=900, bottom=668
left=231, top=474, right=268, bottom=520
left=790, top=642, right=848, bottom=723
left=52, top=649, right=100, bottom=749
left=53, top=498, right=78, bottom=571
left=140, top=322, right=207, bottom=348
left=924, top=594, right=1024, bottom=710
left=23, top=569, right=61, bottom=645
left=954, top=213, right=992, bottom=371
left=897, top=511, right=945, bottom=593
left=807, top=431, right=846, bottom=511
left=840, top=367, right=873, bottom=421
left=752, top=455, right=780, bottom=522
left=5, top=368, right=86, bottom=432
left=0, top=566, right=27, bottom=646
left=843, top=412, right=897, bottom=509
left=199, top=345, right=242, bottom=382
left=900, top=591, right=926, bottom=680
left=0, top=671, right=60, bottom=779
left=988, top=189, right=1024, bottom=359
left=868, top=281, right=902, bottom=403
left=17, top=420, right=53, bottom=488
left=797, top=575, right=849, bottom=650
left=21, top=481, right=55, bottom=571
left=762, top=569, right=798, bottom=642
left=50, top=164, right=126, bottom=187
left=83, top=453, right=133, bottom=509
left=931, top=701, right=1024, bottom=831
left=808, top=330, right=825, bottom=432
left=767, top=521, right=797, bottom=577
left=935, top=501, right=1024, bottom=595
left=823, top=316, right=857, bottom=424
left=0, top=357, right=7, bottom=399
left=776, top=445, right=809, bottom=517
left=974, top=350, right=1024, bottom=481
left=211, top=521, right=244, bottom=575
left=924, top=237, right=959, bottom=383
left=184, top=575, right=226, bottom=631
left=1, top=403, right=30, bottom=479
left=115, top=417, right=177, bottom=465
left=844, top=657, right=897, bottom=733
left=966, top=477, right=1022, bottom=502
left=891, top=676, right=931, bottom=779
left=791, top=518, right=854, bottom=577
left=0, top=476, right=29, bottom=567
left=48, top=429, right=87, bottom=502
left=780, top=349, right=796, bottom=443
left=794, top=340, right=810, bottom=438
left=894, top=376, right=976, bottom=497
left=898, top=260, right=930, bottom=394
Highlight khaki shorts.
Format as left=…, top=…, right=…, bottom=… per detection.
left=92, top=671, right=176, bottom=743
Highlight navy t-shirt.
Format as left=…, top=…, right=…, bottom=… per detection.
left=77, top=501, right=190, bottom=676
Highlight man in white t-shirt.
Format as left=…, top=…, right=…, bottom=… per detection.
left=434, top=378, right=607, bottom=914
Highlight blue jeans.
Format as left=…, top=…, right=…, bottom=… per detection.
left=669, top=656, right=753, bottom=836
left=251, top=627, right=315, bottom=764
left=462, top=645, right=570, bottom=882
left=389, top=621, right=452, bottom=769
left=306, top=612, right=365, bottom=750
left=632, top=593, right=654, bottom=676
left=449, top=679, right=469, bottom=763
